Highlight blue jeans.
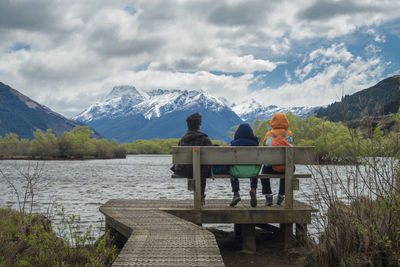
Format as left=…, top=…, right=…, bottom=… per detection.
left=230, top=177, right=258, bottom=193
left=257, top=165, right=295, bottom=195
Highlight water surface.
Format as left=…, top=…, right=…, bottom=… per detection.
left=0, top=155, right=313, bottom=237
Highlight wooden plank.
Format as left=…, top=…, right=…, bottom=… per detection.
left=164, top=208, right=313, bottom=224
left=284, top=147, right=294, bottom=209
left=172, top=146, right=316, bottom=165
left=101, top=199, right=315, bottom=225
left=101, top=199, right=317, bottom=211
left=193, top=147, right=201, bottom=210
left=256, top=223, right=281, bottom=234
left=104, top=214, right=132, bottom=239
left=213, top=173, right=312, bottom=179
left=172, top=173, right=312, bottom=179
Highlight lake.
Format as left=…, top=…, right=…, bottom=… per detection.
left=0, top=155, right=316, bottom=238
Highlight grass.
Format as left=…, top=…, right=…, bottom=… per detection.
left=0, top=208, right=118, bottom=266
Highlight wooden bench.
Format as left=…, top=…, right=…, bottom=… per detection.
left=171, top=146, right=316, bottom=250
left=172, top=146, right=315, bottom=208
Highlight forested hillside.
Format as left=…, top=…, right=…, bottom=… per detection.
left=315, top=75, right=400, bottom=122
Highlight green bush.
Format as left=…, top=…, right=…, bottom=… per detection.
left=0, top=126, right=127, bottom=159
left=239, top=111, right=400, bottom=162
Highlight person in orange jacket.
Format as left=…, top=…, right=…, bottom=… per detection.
left=261, top=113, right=294, bottom=206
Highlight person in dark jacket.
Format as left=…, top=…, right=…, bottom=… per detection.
left=172, top=112, right=212, bottom=205
left=229, top=123, right=260, bottom=207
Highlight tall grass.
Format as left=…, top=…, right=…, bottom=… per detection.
left=0, top=207, right=118, bottom=266
left=305, top=124, right=400, bottom=266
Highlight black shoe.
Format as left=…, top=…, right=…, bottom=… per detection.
left=265, top=194, right=273, bottom=206
left=230, top=192, right=241, bottom=207
left=201, top=195, right=206, bottom=206
left=249, top=190, right=257, bottom=207
left=277, top=194, right=285, bottom=205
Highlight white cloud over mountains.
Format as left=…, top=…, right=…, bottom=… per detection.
left=253, top=43, right=388, bottom=107
left=0, top=0, right=399, bottom=116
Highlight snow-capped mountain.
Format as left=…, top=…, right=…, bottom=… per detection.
left=76, top=86, right=147, bottom=122
left=232, top=99, right=320, bottom=122
left=75, top=86, right=228, bottom=123
left=74, top=86, right=242, bottom=142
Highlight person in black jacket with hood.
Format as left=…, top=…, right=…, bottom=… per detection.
left=229, top=123, right=260, bottom=207
left=171, top=112, right=212, bottom=205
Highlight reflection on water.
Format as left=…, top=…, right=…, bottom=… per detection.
left=0, top=155, right=314, bottom=236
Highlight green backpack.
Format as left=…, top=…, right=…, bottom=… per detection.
left=229, top=165, right=261, bottom=178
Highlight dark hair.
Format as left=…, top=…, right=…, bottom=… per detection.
left=186, top=112, right=202, bottom=131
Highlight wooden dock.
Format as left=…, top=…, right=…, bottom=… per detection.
left=100, top=198, right=316, bottom=266
left=101, top=146, right=317, bottom=266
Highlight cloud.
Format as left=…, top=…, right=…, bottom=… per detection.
left=295, top=43, right=353, bottom=80
left=298, top=1, right=378, bottom=21
left=207, top=1, right=277, bottom=27
left=149, top=51, right=281, bottom=73
left=292, top=0, right=400, bottom=39
left=367, top=28, right=386, bottom=43
left=0, top=0, right=59, bottom=31
left=0, top=0, right=399, bottom=117
left=253, top=43, right=389, bottom=107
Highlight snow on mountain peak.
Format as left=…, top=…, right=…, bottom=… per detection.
left=140, top=89, right=227, bottom=119
left=233, top=98, right=319, bottom=122
left=74, top=87, right=230, bottom=122
left=73, top=85, right=320, bottom=124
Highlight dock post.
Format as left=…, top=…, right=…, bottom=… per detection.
left=241, top=224, right=256, bottom=253
left=193, top=147, right=202, bottom=211
left=284, top=147, right=294, bottom=209
left=234, top=224, right=242, bottom=238
left=283, top=147, right=295, bottom=250
left=281, top=223, right=293, bottom=250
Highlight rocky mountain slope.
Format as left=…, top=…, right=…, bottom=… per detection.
left=0, top=82, right=84, bottom=139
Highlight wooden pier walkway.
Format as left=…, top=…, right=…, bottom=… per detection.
left=100, top=199, right=225, bottom=266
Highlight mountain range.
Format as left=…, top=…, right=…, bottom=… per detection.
left=1, top=75, right=399, bottom=143
left=0, top=82, right=83, bottom=139
left=73, top=86, right=320, bottom=142
left=231, top=99, right=319, bottom=122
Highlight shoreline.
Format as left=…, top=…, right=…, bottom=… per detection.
left=0, top=155, right=126, bottom=161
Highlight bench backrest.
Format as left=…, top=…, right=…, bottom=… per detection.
left=172, top=146, right=315, bottom=165
left=172, top=146, right=316, bottom=210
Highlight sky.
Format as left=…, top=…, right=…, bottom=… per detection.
left=0, top=0, right=400, bottom=118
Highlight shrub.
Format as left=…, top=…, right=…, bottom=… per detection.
left=0, top=208, right=118, bottom=266
left=305, top=117, right=400, bottom=266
